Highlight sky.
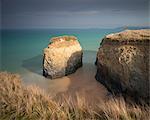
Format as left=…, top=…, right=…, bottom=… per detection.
left=1, top=0, right=150, bottom=29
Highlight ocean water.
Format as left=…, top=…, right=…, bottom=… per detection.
left=1, top=28, right=122, bottom=72
left=0, top=28, right=123, bottom=101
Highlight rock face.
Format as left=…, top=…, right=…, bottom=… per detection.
left=95, top=29, right=150, bottom=101
left=43, top=36, right=83, bottom=79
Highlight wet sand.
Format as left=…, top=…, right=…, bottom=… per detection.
left=21, top=51, right=109, bottom=103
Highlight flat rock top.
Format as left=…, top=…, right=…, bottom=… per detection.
left=105, top=29, right=150, bottom=41
left=48, top=36, right=79, bottom=48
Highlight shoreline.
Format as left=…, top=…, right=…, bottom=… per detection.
left=19, top=50, right=109, bottom=102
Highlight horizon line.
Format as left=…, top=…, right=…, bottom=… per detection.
left=0, top=26, right=150, bottom=30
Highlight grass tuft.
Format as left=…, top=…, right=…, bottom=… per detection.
left=0, top=72, right=149, bottom=120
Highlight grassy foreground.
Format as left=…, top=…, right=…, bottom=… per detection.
left=0, top=72, right=149, bottom=120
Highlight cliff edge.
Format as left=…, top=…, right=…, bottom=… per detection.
left=95, top=29, right=150, bottom=102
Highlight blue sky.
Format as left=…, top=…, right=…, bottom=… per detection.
left=1, top=0, right=149, bottom=29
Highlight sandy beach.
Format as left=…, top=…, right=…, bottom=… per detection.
left=21, top=51, right=108, bottom=103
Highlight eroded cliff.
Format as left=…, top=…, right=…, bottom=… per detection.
left=95, top=29, right=150, bottom=101
left=43, top=36, right=83, bottom=79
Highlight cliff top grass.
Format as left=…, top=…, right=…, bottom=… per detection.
left=0, top=72, right=149, bottom=120
left=105, top=29, right=150, bottom=42
left=48, top=36, right=79, bottom=48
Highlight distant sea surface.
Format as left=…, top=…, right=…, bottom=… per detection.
left=0, top=28, right=124, bottom=101
left=1, top=28, right=123, bottom=72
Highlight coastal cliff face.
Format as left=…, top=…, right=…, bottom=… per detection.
left=43, top=36, right=83, bottom=79
left=95, top=30, right=150, bottom=100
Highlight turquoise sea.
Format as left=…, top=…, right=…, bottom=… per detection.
left=1, top=28, right=123, bottom=72
left=0, top=28, right=124, bottom=100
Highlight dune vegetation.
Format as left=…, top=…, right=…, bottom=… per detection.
left=0, top=72, right=149, bottom=120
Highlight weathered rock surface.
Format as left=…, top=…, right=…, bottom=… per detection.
left=95, top=29, right=150, bottom=101
left=43, top=36, right=83, bottom=79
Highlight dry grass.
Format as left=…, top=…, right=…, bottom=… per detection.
left=0, top=72, right=149, bottom=120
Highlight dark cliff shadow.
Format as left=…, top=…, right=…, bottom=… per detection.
left=65, top=51, right=83, bottom=76
left=95, top=61, right=149, bottom=104
left=22, top=55, right=43, bottom=75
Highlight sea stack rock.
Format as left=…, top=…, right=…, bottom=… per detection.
left=95, top=29, right=150, bottom=101
left=43, top=36, right=83, bottom=79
